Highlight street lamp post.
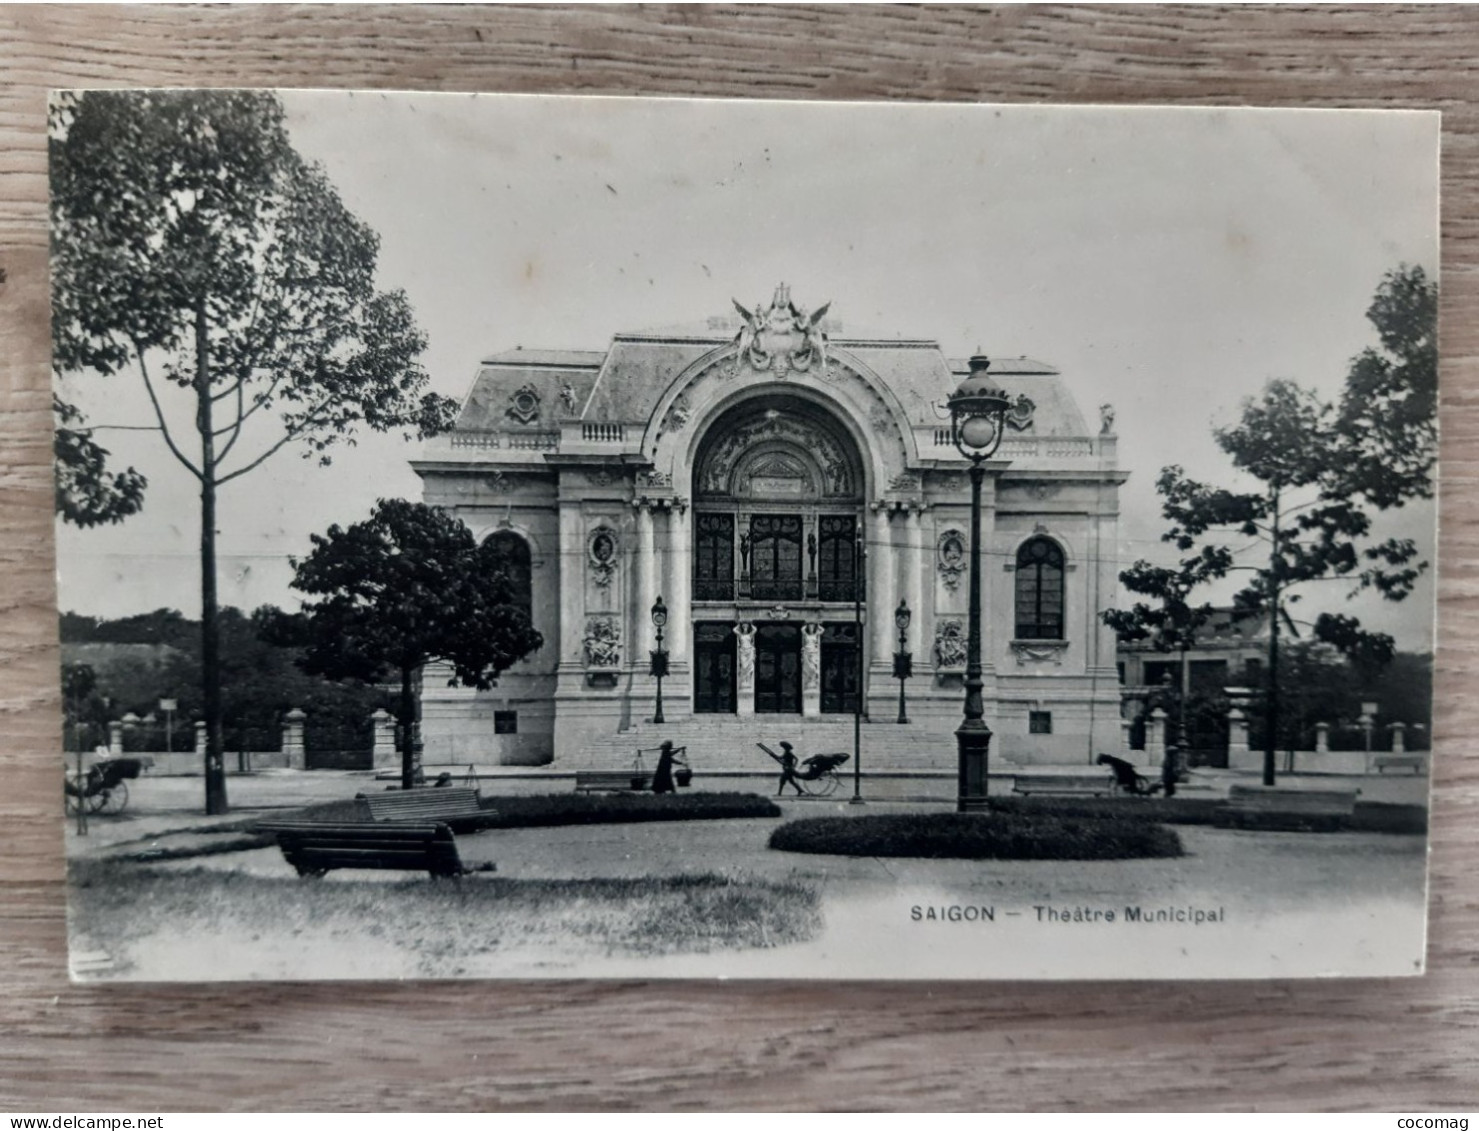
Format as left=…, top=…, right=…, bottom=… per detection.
left=851, top=529, right=866, bottom=804
left=650, top=596, right=669, bottom=725
left=948, top=354, right=1012, bottom=812
left=894, top=599, right=912, bottom=725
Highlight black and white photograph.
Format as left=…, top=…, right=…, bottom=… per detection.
left=51, top=91, right=1438, bottom=981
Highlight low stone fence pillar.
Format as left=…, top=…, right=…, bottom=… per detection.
left=1391, top=721, right=1407, bottom=755
left=1146, top=707, right=1166, bottom=765
left=108, top=720, right=123, bottom=755
left=1315, top=721, right=1330, bottom=753
left=282, top=707, right=306, bottom=770
left=371, top=708, right=398, bottom=770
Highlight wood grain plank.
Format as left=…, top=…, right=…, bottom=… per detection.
left=3, top=3, right=1477, bottom=1111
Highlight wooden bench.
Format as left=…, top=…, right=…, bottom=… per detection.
left=1012, top=772, right=1114, bottom=798
left=357, top=787, right=484, bottom=823
left=257, top=821, right=494, bottom=879
left=1375, top=755, right=1425, bottom=775
left=1216, top=785, right=1358, bottom=831
left=574, top=769, right=650, bottom=793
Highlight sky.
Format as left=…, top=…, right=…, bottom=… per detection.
left=53, top=94, right=1439, bottom=648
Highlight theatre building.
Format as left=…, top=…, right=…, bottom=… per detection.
left=412, top=287, right=1129, bottom=769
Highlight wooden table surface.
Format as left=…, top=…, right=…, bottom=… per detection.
left=3, top=5, right=1477, bottom=1112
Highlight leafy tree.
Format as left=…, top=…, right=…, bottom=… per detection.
left=54, top=396, right=146, bottom=526
left=1101, top=546, right=1232, bottom=753
left=1109, top=267, right=1434, bottom=785
left=50, top=91, right=457, bottom=813
left=285, top=500, right=544, bottom=789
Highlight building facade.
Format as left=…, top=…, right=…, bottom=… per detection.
left=413, top=287, right=1128, bottom=768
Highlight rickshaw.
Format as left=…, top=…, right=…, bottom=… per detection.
left=64, top=756, right=148, bottom=816
left=758, top=742, right=850, bottom=797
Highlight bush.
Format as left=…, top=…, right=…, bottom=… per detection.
left=989, top=795, right=1427, bottom=835
left=768, top=812, right=1183, bottom=860
left=473, top=791, right=781, bottom=829
left=988, top=795, right=1219, bottom=826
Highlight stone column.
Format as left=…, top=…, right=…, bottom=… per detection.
left=1120, top=719, right=1133, bottom=756
left=1315, top=721, right=1330, bottom=753
left=1391, top=721, right=1406, bottom=755
left=1146, top=707, right=1167, bottom=764
left=1227, top=706, right=1249, bottom=761
left=801, top=622, right=823, bottom=718
left=634, top=498, right=656, bottom=658
left=282, top=707, right=306, bottom=770
left=668, top=500, right=691, bottom=668
left=735, top=622, right=756, bottom=717
left=557, top=494, right=584, bottom=672
left=869, top=502, right=892, bottom=665
left=904, top=503, right=925, bottom=656
left=371, top=709, right=397, bottom=770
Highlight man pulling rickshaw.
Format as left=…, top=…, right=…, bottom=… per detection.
left=758, top=742, right=849, bottom=798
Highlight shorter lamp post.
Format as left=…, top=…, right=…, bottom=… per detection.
left=650, top=596, right=669, bottom=725
left=894, top=599, right=912, bottom=724
left=1360, top=699, right=1379, bottom=759
left=948, top=354, right=1012, bottom=812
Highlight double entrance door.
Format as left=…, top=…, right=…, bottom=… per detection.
left=694, top=620, right=859, bottom=714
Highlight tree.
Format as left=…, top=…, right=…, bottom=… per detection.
left=50, top=91, right=458, bottom=813
left=285, top=500, right=544, bottom=790
left=1101, top=546, right=1232, bottom=756
left=54, top=396, right=147, bottom=527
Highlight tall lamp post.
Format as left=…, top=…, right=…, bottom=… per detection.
left=650, top=596, right=669, bottom=725
left=948, top=354, right=1012, bottom=812
left=894, top=599, right=912, bottom=725
left=852, top=528, right=866, bottom=804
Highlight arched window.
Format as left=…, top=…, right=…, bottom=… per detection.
left=1015, top=536, right=1065, bottom=640
left=485, top=530, right=533, bottom=621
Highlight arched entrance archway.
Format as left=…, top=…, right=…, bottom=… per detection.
left=688, top=395, right=867, bottom=717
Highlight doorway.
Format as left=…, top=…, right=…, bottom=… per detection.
left=755, top=623, right=802, bottom=714
left=693, top=622, right=736, bottom=714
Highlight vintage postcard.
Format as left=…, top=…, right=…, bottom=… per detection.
left=52, top=93, right=1438, bottom=980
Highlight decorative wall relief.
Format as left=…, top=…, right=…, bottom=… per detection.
left=635, top=469, right=673, bottom=489
left=583, top=617, right=621, bottom=667
left=1005, top=393, right=1036, bottom=432
left=1011, top=639, right=1070, bottom=666
left=587, top=526, right=618, bottom=588
left=506, top=383, right=541, bottom=425
left=559, top=382, right=579, bottom=415
left=937, top=529, right=967, bottom=591
left=663, top=394, right=691, bottom=431
left=728, top=283, right=830, bottom=377
left=934, top=618, right=967, bottom=668
left=889, top=472, right=920, bottom=492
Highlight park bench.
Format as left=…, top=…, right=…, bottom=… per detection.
left=258, top=821, right=494, bottom=879
left=1012, top=772, right=1114, bottom=798
left=1375, top=755, right=1425, bottom=775
left=574, top=769, right=650, bottom=793
left=1216, top=785, right=1358, bottom=831
left=357, top=786, right=484, bottom=824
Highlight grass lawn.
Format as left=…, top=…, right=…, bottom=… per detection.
left=769, top=811, right=1183, bottom=860
left=69, top=857, right=821, bottom=978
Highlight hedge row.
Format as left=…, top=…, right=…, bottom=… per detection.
left=768, top=812, right=1183, bottom=860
